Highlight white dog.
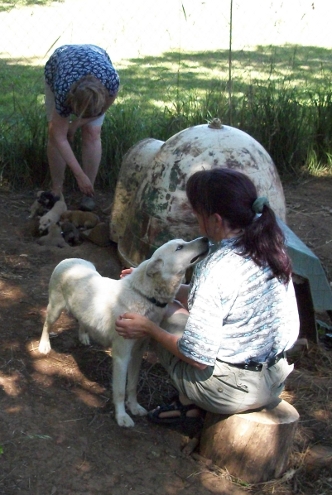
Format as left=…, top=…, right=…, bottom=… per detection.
left=39, top=197, right=67, bottom=233
left=38, top=237, right=209, bottom=427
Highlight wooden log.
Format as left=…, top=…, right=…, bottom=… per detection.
left=199, top=399, right=299, bottom=483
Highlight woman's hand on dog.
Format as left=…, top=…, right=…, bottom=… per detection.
left=120, top=267, right=135, bottom=278
left=115, top=312, right=151, bottom=339
left=116, top=312, right=207, bottom=370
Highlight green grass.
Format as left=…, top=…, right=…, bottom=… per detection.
left=0, top=0, right=63, bottom=13
left=1, top=44, right=332, bottom=192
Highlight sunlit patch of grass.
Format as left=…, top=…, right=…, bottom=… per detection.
left=306, top=150, right=332, bottom=177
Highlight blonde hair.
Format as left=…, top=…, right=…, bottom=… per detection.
left=66, top=74, right=109, bottom=118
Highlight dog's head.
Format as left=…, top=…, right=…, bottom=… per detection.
left=38, top=191, right=60, bottom=209
left=39, top=216, right=52, bottom=233
left=146, top=237, right=209, bottom=279
left=133, top=237, right=209, bottom=303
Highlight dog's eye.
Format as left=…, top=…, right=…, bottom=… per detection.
left=175, top=244, right=184, bottom=251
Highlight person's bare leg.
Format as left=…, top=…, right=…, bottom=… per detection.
left=79, top=124, right=102, bottom=210
left=47, top=134, right=66, bottom=196
left=81, top=124, right=102, bottom=187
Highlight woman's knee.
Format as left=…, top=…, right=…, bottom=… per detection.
left=81, top=125, right=101, bottom=144
left=161, top=312, right=188, bottom=337
left=164, top=300, right=189, bottom=319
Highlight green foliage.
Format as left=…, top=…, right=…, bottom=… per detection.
left=234, top=81, right=311, bottom=175
left=1, top=45, right=332, bottom=192
left=0, top=0, right=63, bottom=13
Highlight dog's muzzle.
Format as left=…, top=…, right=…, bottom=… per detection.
left=190, top=237, right=209, bottom=264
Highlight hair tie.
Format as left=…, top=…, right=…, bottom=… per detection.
left=252, top=196, right=269, bottom=214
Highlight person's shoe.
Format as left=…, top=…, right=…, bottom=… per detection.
left=147, top=396, right=205, bottom=425
left=80, top=196, right=96, bottom=212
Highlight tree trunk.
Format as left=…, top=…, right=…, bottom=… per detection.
left=199, top=399, right=299, bottom=483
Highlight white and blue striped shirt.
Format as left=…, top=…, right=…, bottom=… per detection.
left=178, top=238, right=299, bottom=366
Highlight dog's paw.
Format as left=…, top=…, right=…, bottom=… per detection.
left=38, top=341, right=51, bottom=354
left=127, top=402, right=148, bottom=417
left=116, top=413, right=135, bottom=428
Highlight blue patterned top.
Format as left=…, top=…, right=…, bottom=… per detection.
left=178, top=238, right=299, bottom=366
left=45, top=44, right=120, bottom=117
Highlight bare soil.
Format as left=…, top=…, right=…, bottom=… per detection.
left=1, top=178, right=332, bottom=495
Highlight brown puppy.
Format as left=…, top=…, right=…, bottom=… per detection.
left=60, top=210, right=100, bottom=230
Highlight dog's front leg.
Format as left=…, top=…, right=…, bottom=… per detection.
left=126, top=339, right=148, bottom=417
left=112, top=340, right=135, bottom=427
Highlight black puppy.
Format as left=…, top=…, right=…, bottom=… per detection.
left=38, top=191, right=60, bottom=209
left=28, top=191, right=61, bottom=219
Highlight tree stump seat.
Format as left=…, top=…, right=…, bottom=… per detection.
left=199, top=399, right=299, bottom=483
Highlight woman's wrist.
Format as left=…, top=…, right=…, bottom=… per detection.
left=146, top=320, right=160, bottom=338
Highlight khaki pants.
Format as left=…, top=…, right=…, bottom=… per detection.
left=158, top=312, right=294, bottom=414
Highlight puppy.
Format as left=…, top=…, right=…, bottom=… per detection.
left=39, top=198, right=67, bottom=233
left=60, top=210, right=100, bottom=230
left=37, top=223, right=67, bottom=248
left=28, top=191, right=46, bottom=219
left=60, top=220, right=81, bottom=246
left=38, top=237, right=209, bottom=427
left=38, top=191, right=61, bottom=209
left=28, top=191, right=61, bottom=219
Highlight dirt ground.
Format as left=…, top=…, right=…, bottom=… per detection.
left=1, top=178, right=332, bottom=495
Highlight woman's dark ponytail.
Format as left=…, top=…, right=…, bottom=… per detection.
left=240, top=204, right=292, bottom=283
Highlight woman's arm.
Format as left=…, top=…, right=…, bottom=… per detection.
left=48, top=110, right=94, bottom=195
left=175, top=284, right=189, bottom=310
left=115, top=312, right=207, bottom=370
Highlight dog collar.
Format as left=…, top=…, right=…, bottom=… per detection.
left=146, top=296, right=168, bottom=308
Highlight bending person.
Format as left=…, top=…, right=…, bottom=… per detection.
left=116, top=168, right=299, bottom=425
left=44, top=44, right=120, bottom=211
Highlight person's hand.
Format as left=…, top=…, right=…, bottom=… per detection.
left=75, top=172, right=95, bottom=196
left=115, top=312, right=151, bottom=339
left=120, top=267, right=135, bottom=278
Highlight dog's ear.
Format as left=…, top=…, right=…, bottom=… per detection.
left=146, top=258, right=164, bottom=277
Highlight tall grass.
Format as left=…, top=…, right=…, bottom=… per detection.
left=235, top=80, right=311, bottom=176
left=1, top=51, right=332, bottom=192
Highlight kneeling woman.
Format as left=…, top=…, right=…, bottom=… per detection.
left=115, top=168, right=299, bottom=425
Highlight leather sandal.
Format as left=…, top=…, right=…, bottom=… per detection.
left=147, top=397, right=204, bottom=425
